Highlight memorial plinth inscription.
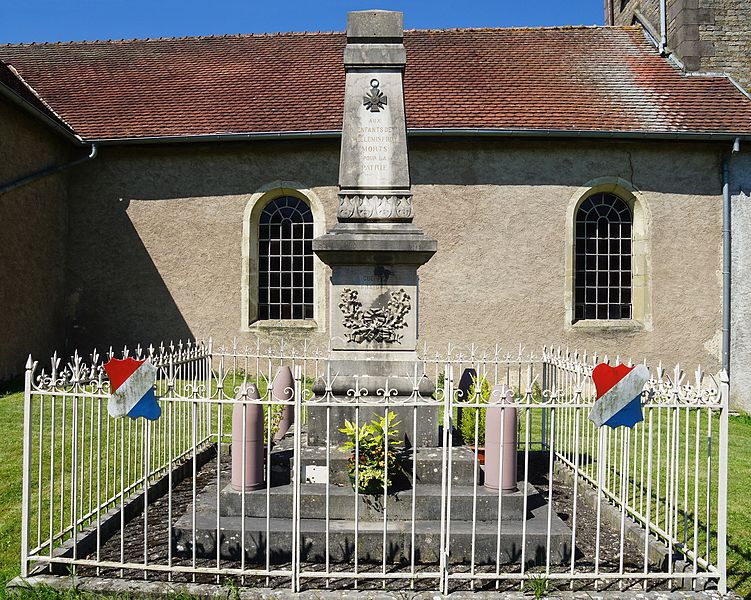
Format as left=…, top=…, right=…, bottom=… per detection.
left=340, top=72, right=408, bottom=192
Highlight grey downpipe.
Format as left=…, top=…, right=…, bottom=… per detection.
left=0, top=143, right=97, bottom=196
left=722, top=137, right=741, bottom=373
left=659, top=0, right=668, bottom=54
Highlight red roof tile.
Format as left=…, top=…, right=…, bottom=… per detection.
left=0, top=60, right=76, bottom=133
left=0, top=26, right=749, bottom=141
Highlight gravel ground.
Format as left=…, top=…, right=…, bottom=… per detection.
left=73, top=446, right=716, bottom=595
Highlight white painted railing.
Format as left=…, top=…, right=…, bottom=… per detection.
left=19, top=340, right=728, bottom=594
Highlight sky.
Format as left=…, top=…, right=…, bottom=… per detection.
left=0, top=1, right=604, bottom=45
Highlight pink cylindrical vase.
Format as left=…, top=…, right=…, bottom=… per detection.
left=231, top=383, right=264, bottom=491
left=272, top=366, right=295, bottom=441
left=484, top=384, right=518, bottom=492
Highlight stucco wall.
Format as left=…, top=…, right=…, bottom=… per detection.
left=66, top=138, right=724, bottom=380
left=730, top=149, right=751, bottom=412
left=65, top=141, right=341, bottom=351
left=0, top=96, right=71, bottom=380
left=412, top=139, right=722, bottom=370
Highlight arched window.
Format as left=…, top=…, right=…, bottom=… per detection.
left=574, top=192, right=632, bottom=321
left=257, top=196, right=314, bottom=320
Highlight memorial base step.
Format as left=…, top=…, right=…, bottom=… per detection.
left=218, top=481, right=536, bottom=522
left=173, top=479, right=571, bottom=566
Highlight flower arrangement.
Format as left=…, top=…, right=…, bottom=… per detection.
left=339, top=411, right=404, bottom=495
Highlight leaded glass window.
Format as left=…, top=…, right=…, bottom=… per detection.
left=258, top=196, right=314, bottom=320
left=574, top=192, right=632, bottom=321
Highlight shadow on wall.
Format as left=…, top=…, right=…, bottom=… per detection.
left=65, top=193, right=193, bottom=353
left=408, top=138, right=722, bottom=197
left=63, top=140, right=342, bottom=353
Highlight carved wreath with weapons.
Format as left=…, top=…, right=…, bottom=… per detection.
left=339, top=288, right=411, bottom=344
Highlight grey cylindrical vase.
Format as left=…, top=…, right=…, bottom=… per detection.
left=272, top=366, right=295, bottom=441
left=231, top=382, right=264, bottom=491
left=484, top=384, right=518, bottom=492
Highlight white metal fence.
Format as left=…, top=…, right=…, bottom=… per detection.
left=19, top=340, right=728, bottom=594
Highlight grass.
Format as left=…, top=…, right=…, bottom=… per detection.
left=1, top=382, right=751, bottom=598
left=0, top=381, right=25, bottom=588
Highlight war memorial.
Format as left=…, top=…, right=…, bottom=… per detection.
left=5, top=7, right=739, bottom=597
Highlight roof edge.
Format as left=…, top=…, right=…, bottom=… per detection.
left=409, top=128, right=751, bottom=141
left=6, top=63, right=82, bottom=134
left=86, top=127, right=751, bottom=146
left=0, top=72, right=82, bottom=145
left=2, top=24, right=638, bottom=47
left=715, top=73, right=751, bottom=102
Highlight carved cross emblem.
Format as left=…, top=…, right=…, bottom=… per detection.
left=363, top=79, right=388, bottom=112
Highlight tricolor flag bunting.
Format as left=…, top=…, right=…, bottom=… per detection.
left=589, top=363, right=649, bottom=429
left=104, top=357, right=161, bottom=421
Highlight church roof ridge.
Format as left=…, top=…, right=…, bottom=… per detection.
left=1, top=24, right=640, bottom=48
left=1, top=30, right=343, bottom=47
left=405, top=24, right=638, bottom=33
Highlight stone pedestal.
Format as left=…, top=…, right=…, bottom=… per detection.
left=173, top=442, right=573, bottom=566
left=311, top=11, right=437, bottom=447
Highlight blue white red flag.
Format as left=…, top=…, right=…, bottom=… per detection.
left=589, top=363, right=649, bottom=428
left=104, top=358, right=161, bottom=421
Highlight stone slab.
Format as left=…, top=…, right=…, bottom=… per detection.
left=9, top=575, right=734, bottom=599
left=273, top=444, right=481, bottom=486
left=329, top=264, right=418, bottom=350
left=172, top=503, right=571, bottom=566
left=312, top=223, right=437, bottom=265
left=346, top=10, right=403, bottom=41
left=218, top=481, right=537, bottom=522
left=339, top=70, right=409, bottom=190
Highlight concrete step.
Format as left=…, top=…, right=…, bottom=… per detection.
left=172, top=508, right=571, bottom=566
left=175, top=479, right=571, bottom=566
left=218, top=481, right=537, bottom=522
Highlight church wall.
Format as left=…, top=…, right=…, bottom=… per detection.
left=411, top=139, right=722, bottom=373
left=66, top=138, right=724, bottom=385
left=0, top=96, right=72, bottom=381
left=612, top=0, right=661, bottom=35
left=699, top=0, right=751, bottom=90
left=64, top=140, right=341, bottom=353
left=730, top=150, right=751, bottom=412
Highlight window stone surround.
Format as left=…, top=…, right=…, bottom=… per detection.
left=240, top=180, right=327, bottom=334
left=564, top=177, right=653, bottom=333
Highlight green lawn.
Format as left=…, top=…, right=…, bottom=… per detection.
left=0, top=384, right=25, bottom=588
left=1, top=383, right=750, bottom=598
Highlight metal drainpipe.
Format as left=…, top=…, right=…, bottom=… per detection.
left=723, top=137, right=741, bottom=374
left=659, top=0, right=668, bottom=54
left=0, top=143, right=97, bottom=196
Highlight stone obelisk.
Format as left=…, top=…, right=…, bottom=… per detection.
left=311, top=10, right=437, bottom=447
